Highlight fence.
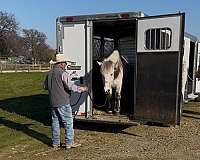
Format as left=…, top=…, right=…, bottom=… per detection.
left=0, top=63, right=51, bottom=73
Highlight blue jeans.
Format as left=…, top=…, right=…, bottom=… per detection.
left=51, top=104, right=74, bottom=145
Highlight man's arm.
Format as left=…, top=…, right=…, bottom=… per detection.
left=62, top=72, right=87, bottom=93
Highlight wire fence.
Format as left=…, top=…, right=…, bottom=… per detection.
left=0, top=63, right=51, bottom=73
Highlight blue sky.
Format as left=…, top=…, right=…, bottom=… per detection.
left=0, top=0, right=199, bottom=49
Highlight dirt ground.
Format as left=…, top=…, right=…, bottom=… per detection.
left=1, top=73, right=199, bottom=160
left=18, top=101, right=199, bottom=160
left=1, top=101, right=200, bottom=160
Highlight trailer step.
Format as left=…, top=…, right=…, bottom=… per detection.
left=74, top=115, right=139, bottom=125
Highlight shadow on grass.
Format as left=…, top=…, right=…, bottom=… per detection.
left=0, top=94, right=51, bottom=126
left=0, top=94, right=136, bottom=136
left=0, top=117, right=52, bottom=146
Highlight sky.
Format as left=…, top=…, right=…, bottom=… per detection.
left=0, top=0, right=200, bottom=49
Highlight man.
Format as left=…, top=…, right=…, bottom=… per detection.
left=44, top=53, right=88, bottom=150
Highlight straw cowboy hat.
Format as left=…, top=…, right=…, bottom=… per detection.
left=49, top=53, right=74, bottom=64
left=55, top=53, right=68, bottom=63
left=49, top=53, right=72, bottom=64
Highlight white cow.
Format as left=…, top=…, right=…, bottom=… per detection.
left=97, top=50, right=124, bottom=114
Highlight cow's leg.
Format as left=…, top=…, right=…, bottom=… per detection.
left=113, top=79, right=122, bottom=115
left=114, top=91, right=121, bottom=115
left=106, top=93, right=112, bottom=114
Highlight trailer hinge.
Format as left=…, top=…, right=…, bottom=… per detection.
left=85, top=20, right=92, bottom=28
left=85, top=24, right=92, bottom=29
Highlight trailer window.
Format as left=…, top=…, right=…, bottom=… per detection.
left=145, top=28, right=172, bottom=50
left=93, top=36, right=114, bottom=60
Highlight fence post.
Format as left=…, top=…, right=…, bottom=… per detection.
left=15, top=64, right=17, bottom=72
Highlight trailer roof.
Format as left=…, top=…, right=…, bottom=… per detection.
left=185, top=32, right=199, bottom=42
left=57, top=11, right=146, bottom=22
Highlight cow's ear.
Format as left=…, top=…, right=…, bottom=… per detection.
left=97, top=61, right=103, bottom=66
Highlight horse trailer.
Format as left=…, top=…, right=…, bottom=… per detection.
left=56, top=11, right=200, bottom=126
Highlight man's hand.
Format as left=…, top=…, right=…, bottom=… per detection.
left=80, top=86, right=88, bottom=92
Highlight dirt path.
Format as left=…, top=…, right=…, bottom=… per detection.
left=30, top=102, right=200, bottom=160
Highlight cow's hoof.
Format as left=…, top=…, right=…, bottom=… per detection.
left=113, top=111, right=120, bottom=116
left=107, top=110, right=113, bottom=114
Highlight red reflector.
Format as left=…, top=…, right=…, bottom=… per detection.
left=72, top=112, right=85, bottom=116
left=66, top=16, right=74, bottom=22
left=80, top=113, right=85, bottom=116
left=120, top=13, right=129, bottom=19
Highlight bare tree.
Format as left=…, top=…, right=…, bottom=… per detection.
left=23, top=29, right=48, bottom=63
left=8, top=35, right=27, bottom=56
left=0, top=11, right=18, bottom=57
left=0, top=11, right=18, bottom=38
left=34, top=42, right=55, bottom=62
left=0, top=11, right=54, bottom=62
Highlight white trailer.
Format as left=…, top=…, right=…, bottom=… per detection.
left=56, top=11, right=199, bottom=125
left=196, top=41, right=200, bottom=92
left=182, top=33, right=199, bottom=102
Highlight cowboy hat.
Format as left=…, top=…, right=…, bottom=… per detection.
left=55, top=53, right=68, bottom=63
left=49, top=53, right=75, bottom=64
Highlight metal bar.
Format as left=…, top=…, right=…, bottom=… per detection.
left=85, top=20, right=88, bottom=118
left=160, top=29, right=162, bottom=49
left=165, top=28, right=167, bottom=50
left=149, top=29, right=151, bottom=49
left=154, top=29, right=156, bottom=50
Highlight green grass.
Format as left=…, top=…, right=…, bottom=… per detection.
left=1, top=72, right=199, bottom=160
left=0, top=72, right=54, bottom=159
left=0, top=72, right=47, bottom=99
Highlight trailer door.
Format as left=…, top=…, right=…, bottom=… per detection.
left=60, top=21, right=92, bottom=117
left=135, top=13, right=185, bottom=125
left=195, top=42, right=200, bottom=93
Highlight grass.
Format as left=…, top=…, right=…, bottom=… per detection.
left=0, top=72, right=47, bottom=98
left=0, top=72, right=199, bottom=160
left=0, top=72, right=55, bottom=159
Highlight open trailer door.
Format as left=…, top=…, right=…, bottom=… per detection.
left=195, top=42, right=200, bottom=93
left=135, top=13, right=185, bottom=125
left=57, top=19, right=92, bottom=118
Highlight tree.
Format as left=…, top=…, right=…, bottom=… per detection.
left=0, top=11, right=54, bottom=62
left=0, top=11, right=18, bottom=38
left=8, top=35, right=27, bottom=57
left=33, top=42, right=55, bottom=62
left=22, top=29, right=48, bottom=63
left=0, top=11, right=18, bottom=57
left=40, top=46, right=55, bottom=62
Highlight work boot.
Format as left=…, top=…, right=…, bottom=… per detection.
left=52, top=144, right=60, bottom=150
left=66, top=143, right=81, bottom=149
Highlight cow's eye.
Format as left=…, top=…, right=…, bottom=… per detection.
left=110, top=73, right=113, bottom=76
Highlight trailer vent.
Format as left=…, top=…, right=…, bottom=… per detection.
left=145, top=28, right=172, bottom=50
